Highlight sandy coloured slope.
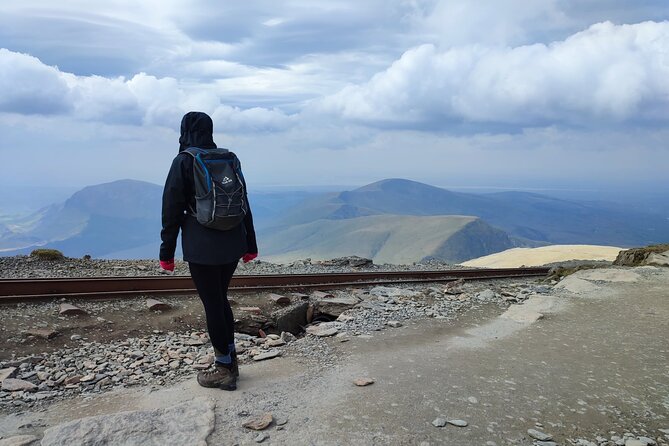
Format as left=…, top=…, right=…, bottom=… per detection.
left=262, top=215, right=481, bottom=265
left=460, top=244, right=623, bottom=268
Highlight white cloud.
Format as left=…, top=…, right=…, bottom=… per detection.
left=0, top=48, right=295, bottom=132
left=262, top=18, right=285, bottom=27
left=212, top=106, right=294, bottom=133
left=0, top=49, right=71, bottom=114
left=410, top=0, right=569, bottom=47
left=1, top=1, right=669, bottom=197
left=318, top=21, right=669, bottom=128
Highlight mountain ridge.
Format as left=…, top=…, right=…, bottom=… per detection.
left=261, top=214, right=514, bottom=264
left=268, top=178, right=669, bottom=247
left=2, top=177, right=666, bottom=262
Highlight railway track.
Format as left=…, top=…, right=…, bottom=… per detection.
left=0, top=267, right=550, bottom=302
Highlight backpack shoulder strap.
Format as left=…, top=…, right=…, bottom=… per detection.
left=227, top=151, right=246, bottom=189
left=183, top=147, right=231, bottom=159
left=182, top=147, right=205, bottom=158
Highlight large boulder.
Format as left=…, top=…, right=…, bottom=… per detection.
left=614, top=244, right=669, bottom=267
left=313, top=295, right=360, bottom=318
left=271, top=301, right=309, bottom=334
left=41, top=398, right=215, bottom=446
left=235, top=313, right=271, bottom=336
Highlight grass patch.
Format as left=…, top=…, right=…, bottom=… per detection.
left=30, top=249, right=65, bottom=261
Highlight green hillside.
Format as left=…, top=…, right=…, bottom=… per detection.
left=271, top=179, right=669, bottom=247
left=261, top=215, right=513, bottom=264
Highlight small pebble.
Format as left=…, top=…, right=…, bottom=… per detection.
left=528, top=429, right=553, bottom=441
left=432, top=418, right=447, bottom=427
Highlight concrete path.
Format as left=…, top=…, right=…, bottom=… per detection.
left=1, top=267, right=667, bottom=445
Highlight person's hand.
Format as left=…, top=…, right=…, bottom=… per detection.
left=159, top=259, right=175, bottom=274
left=242, top=253, right=258, bottom=263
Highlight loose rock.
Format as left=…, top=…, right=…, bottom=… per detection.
left=268, top=293, right=290, bottom=305
left=447, top=419, right=468, bottom=427
left=314, top=296, right=360, bottom=318
left=59, top=303, right=87, bottom=315
left=243, top=413, right=274, bottom=431
left=79, top=374, right=96, bottom=383
left=280, top=331, right=296, bottom=343
left=0, top=367, right=17, bottom=382
left=353, top=377, right=375, bottom=387
left=311, top=291, right=334, bottom=299
left=1, top=378, right=37, bottom=392
left=432, top=418, right=447, bottom=427
left=306, top=324, right=338, bottom=337
left=528, top=429, right=553, bottom=441
left=146, top=299, right=171, bottom=311
left=444, top=279, right=465, bottom=294
left=24, top=328, right=59, bottom=339
left=239, top=306, right=263, bottom=314
left=252, top=350, right=281, bottom=362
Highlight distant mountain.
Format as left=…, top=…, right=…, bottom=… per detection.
left=0, top=180, right=323, bottom=259
left=0, top=180, right=162, bottom=257
left=267, top=179, right=669, bottom=247
left=261, top=215, right=514, bottom=264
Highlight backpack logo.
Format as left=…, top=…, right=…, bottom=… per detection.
left=221, top=176, right=233, bottom=185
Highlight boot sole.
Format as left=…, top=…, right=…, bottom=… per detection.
left=197, top=380, right=237, bottom=391
left=197, top=377, right=237, bottom=390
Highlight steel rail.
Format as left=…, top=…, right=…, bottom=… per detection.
left=0, top=267, right=549, bottom=302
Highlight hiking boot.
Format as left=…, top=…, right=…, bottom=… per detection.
left=231, top=351, right=239, bottom=378
left=197, top=363, right=237, bottom=390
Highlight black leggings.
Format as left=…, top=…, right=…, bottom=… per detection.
left=188, top=261, right=238, bottom=357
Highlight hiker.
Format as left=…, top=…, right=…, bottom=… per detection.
left=159, top=111, right=258, bottom=390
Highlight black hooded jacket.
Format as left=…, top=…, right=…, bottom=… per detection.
left=159, top=112, right=258, bottom=264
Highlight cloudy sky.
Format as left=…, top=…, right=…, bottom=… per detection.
left=1, top=0, right=668, bottom=206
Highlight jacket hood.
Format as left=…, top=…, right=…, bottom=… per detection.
left=179, top=111, right=217, bottom=152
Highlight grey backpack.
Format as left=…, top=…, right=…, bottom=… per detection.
left=182, top=147, right=247, bottom=231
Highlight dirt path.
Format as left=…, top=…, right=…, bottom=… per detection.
left=2, top=267, right=668, bottom=445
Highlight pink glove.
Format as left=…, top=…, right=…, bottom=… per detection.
left=159, top=259, right=175, bottom=272
left=242, top=253, right=258, bottom=263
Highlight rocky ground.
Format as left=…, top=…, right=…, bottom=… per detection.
left=0, top=260, right=667, bottom=446
left=0, top=255, right=467, bottom=279
left=1, top=273, right=537, bottom=412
